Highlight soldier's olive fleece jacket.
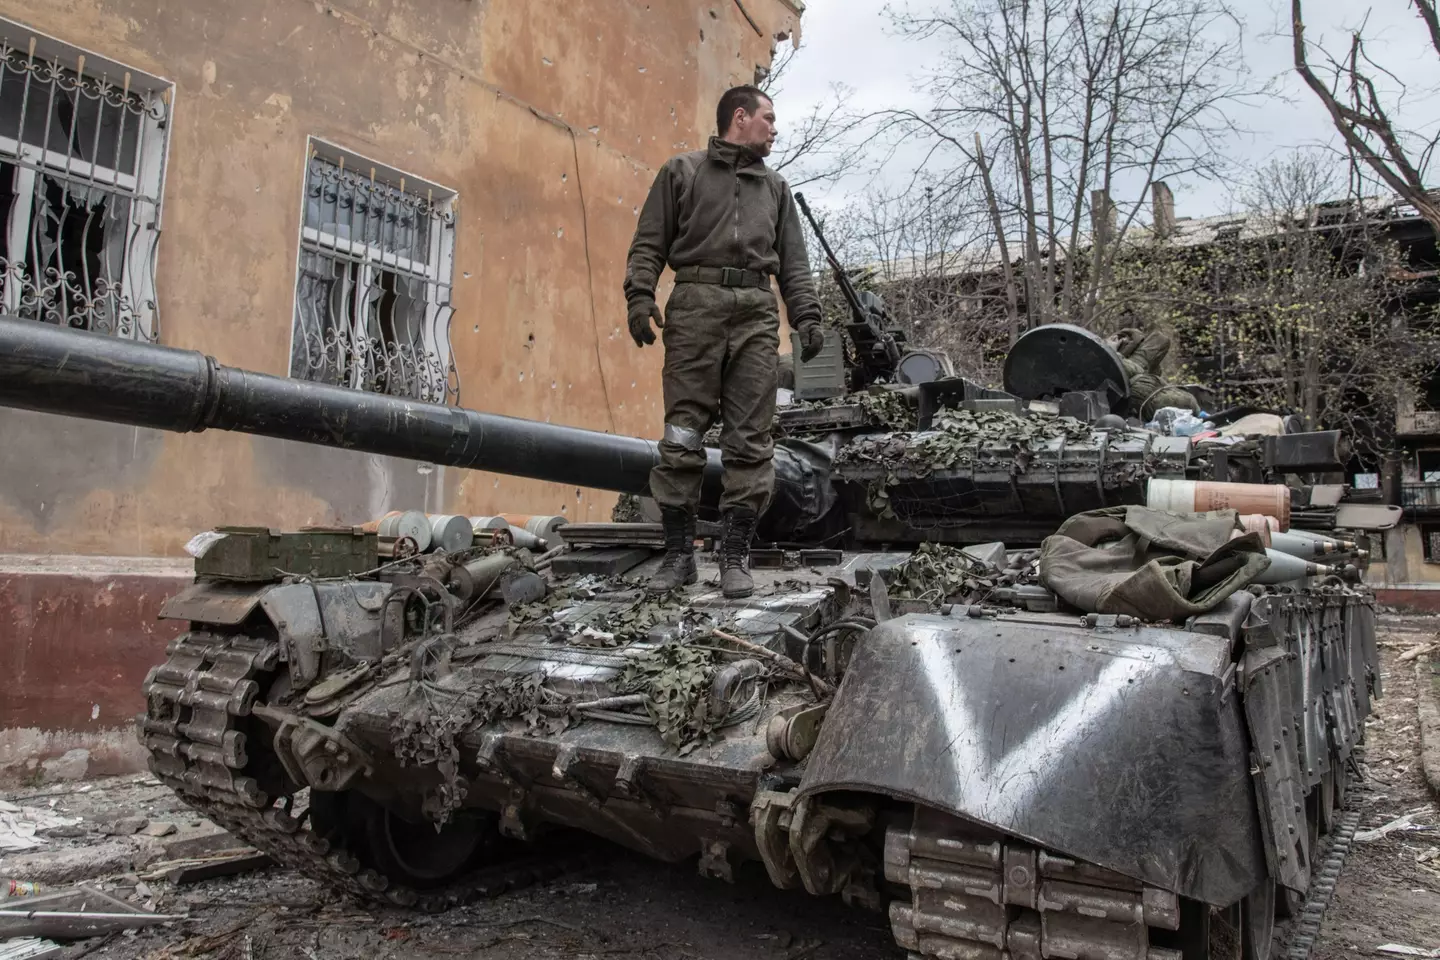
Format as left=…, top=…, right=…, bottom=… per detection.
left=623, top=137, right=821, bottom=328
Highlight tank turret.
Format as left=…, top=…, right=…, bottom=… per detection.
left=0, top=317, right=1351, bottom=545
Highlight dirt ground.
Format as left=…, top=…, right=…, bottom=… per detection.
left=2, top=616, right=1438, bottom=960
left=1307, top=613, right=1440, bottom=960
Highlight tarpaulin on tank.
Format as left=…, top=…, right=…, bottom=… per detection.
left=1039, top=506, right=1270, bottom=620
left=798, top=614, right=1266, bottom=906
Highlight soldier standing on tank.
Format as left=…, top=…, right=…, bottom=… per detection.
left=624, top=85, right=824, bottom=600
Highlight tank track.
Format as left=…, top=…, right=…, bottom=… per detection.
left=884, top=774, right=1364, bottom=960
left=884, top=806, right=1185, bottom=960
left=1283, top=806, right=1362, bottom=960
left=136, top=628, right=590, bottom=911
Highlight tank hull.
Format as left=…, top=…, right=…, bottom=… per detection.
left=137, top=541, right=1377, bottom=960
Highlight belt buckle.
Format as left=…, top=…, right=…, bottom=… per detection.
left=720, top=267, right=743, bottom=287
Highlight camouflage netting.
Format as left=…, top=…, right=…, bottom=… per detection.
left=838, top=408, right=1093, bottom=474
left=792, top=388, right=915, bottom=431
left=888, top=542, right=996, bottom=605
left=619, top=642, right=724, bottom=755
left=509, top=587, right=707, bottom=647
left=611, top=493, right=645, bottom=523
left=836, top=408, right=1095, bottom=519
left=391, top=671, right=546, bottom=823
left=506, top=583, right=774, bottom=753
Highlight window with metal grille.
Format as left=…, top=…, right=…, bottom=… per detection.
left=0, top=24, right=170, bottom=340
left=289, top=141, right=458, bottom=405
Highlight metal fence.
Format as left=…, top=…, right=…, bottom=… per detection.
left=289, top=152, right=459, bottom=405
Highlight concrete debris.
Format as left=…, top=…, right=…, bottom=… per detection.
left=1418, top=846, right=1440, bottom=863
left=154, top=822, right=239, bottom=861
left=0, top=806, right=81, bottom=853
left=1354, top=809, right=1436, bottom=842
left=164, top=851, right=273, bottom=885
left=38, top=750, right=89, bottom=783
left=0, top=939, right=64, bottom=960
left=102, top=817, right=148, bottom=837
left=138, top=822, right=176, bottom=838
left=0, top=841, right=148, bottom=885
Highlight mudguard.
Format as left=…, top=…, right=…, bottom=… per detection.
left=158, top=581, right=267, bottom=625
left=798, top=611, right=1266, bottom=907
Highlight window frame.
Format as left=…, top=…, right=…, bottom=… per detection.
left=286, top=137, right=459, bottom=405
left=0, top=21, right=173, bottom=341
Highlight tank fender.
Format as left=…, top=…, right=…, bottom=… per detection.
left=158, top=580, right=267, bottom=625
left=258, top=581, right=400, bottom=688
left=798, top=614, right=1267, bottom=906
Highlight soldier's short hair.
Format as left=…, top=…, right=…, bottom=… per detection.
left=717, top=85, right=772, bottom=135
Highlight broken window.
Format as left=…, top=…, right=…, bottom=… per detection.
left=1416, top=367, right=1440, bottom=413
left=1422, top=524, right=1440, bottom=563
left=289, top=143, right=458, bottom=405
left=1419, top=450, right=1440, bottom=484
left=0, top=24, right=170, bottom=340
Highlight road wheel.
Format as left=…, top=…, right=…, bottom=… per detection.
left=310, top=790, right=497, bottom=889
left=1317, top=769, right=1339, bottom=835
left=1241, top=879, right=1276, bottom=960
left=1167, top=899, right=1241, bottom=960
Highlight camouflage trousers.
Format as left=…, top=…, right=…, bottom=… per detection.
left=649, top=282, right=779, bottom=514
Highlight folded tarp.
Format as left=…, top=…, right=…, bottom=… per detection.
left=1039, top=506, right=1271, bottom=621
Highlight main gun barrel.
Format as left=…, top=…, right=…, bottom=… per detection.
left=0, top=317, right=722, bottom=498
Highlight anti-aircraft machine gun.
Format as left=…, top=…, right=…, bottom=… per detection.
left=793, top=193, right=957, bottom=392
left=793, top=191, right=904, bottom=390
left=0, top=314, right=1383, bottom=960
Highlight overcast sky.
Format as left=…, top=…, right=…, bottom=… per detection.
left=776, top=0, right=1440, bottom=219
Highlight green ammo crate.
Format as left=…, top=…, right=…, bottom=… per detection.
left=192, top=526, right=379, bottom=582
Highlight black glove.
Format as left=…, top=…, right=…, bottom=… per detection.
left=628, top=297, right=664, bottom=347
left=796, top=319, right=825, bottom=363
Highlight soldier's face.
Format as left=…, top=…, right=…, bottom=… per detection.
left=733, top=98, right=777, bottom=157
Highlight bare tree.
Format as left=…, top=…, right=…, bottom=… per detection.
left=1291, top=0, right=1440, bottom=233
left=873, top=0, right=1260, bottom=329
left=760, top=40, right=866, bottom=189
left=1103, top=150, right=1440, bottom=462
left=803, top=185, right=1011, bottom=383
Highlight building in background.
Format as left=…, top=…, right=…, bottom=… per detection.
left=0, top=0, right=804, bottom=780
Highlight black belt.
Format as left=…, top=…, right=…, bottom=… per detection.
left=674, top=265, right=772, bottom=289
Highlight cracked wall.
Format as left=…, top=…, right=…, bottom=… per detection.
left=0, top=0, right=803, bottom=555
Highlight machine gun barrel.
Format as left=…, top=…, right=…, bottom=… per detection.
left=794, top=192, right=868, bottom=326
left=0, top=317, right=722, bottom=498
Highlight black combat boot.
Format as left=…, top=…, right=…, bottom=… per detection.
left=647, top=505, right=697, bottom=593
left=718, top=507, right=758, bottom=599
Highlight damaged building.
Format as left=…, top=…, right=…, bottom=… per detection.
left=0, top=0, right=805, bottom=781
left=858, top=185, right=1440, bottom=603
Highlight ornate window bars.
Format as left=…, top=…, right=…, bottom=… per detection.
left=0, top=27, right=170, bottom=340
left=289, top=146, right=459, bottom=405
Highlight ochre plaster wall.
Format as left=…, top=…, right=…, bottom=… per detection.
left=0, top=0, right=802, bottom=556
